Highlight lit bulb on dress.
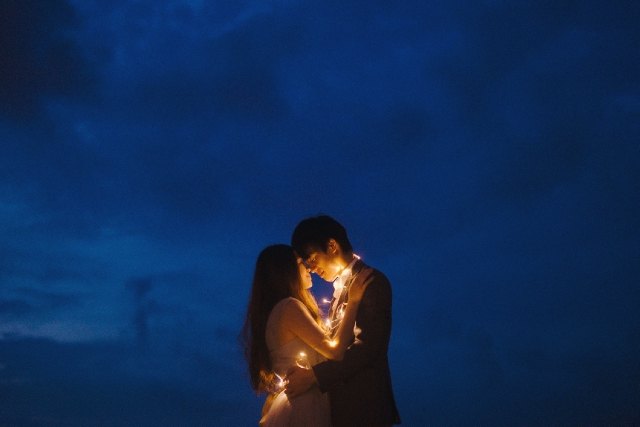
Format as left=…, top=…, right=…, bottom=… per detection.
left=275, top=374, right=285, bottom=391
left=296, top=352, right=310, bottom=369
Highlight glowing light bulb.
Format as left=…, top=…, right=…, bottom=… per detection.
left=275, top=374, right=284, bottom=391
left=328, top=340, right=337, bottom=348
left=296, top=352, right=310, bottom=369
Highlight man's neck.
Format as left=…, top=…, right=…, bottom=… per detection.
left=339, top=252, right=356, bottom=274
left=337, top=252, right=356, bottom=271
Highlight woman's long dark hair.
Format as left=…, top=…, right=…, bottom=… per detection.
left=240, top=244, right=322, bottom=394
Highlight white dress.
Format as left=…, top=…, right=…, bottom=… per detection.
left=260, top=298, right=331, bottom=427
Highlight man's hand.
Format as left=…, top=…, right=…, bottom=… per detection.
left=284, top=365, right=317, bottom=398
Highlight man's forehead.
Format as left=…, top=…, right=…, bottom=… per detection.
left=301, top=244, right=324, bottom=260
left=305, top=251, right=318, bottom=261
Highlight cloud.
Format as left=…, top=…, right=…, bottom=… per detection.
left=0, top=288, right=84, bottom=335
left=84, top=1, right=305, bottom=125
left=0, top=337, right=262, bottom=426
left=126, top=277, right=154, bottom=347
left=0, top=0, right=95, bottom=121
left=0, top=299, right=31, bottom=317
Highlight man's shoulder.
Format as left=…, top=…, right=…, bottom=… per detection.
left=355, top=260, right=393, bottom=309
left=356, top=260, right=391, bottom=288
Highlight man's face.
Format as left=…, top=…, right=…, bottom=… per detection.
left=305, top=247, right=342, bottom=283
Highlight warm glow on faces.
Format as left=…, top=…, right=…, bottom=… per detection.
left=305, top=247, right=342, bottom=283
left=297, top=257, right=312, bottom=289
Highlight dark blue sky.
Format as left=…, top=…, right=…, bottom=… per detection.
left=1, top=1, right=639, bottom=426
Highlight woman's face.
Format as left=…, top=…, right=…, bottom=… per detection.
left=297, top=257, right=313, bottom=289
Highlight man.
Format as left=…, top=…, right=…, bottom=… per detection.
left=286, top=215, right=401, bottom=427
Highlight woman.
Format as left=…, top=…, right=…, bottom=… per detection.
left=241, top=244, right=371, bottom=427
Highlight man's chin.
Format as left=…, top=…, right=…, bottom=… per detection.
left=316, top=271, right=336, bottom=283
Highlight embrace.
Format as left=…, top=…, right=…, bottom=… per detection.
left=241, top=215, right=401, bottom=427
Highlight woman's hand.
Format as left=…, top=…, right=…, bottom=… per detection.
left=348, top=267, right=374, bottom=303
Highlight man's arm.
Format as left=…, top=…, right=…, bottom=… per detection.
left=284, top=365, right=317, bottom=398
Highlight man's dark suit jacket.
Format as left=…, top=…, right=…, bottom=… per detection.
left=313, top=259, right=401, bottom=427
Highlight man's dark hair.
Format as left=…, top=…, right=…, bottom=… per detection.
left=291, top=215, right=353, bottom=259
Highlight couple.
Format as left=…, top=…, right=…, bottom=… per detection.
left=241, top=215, right=401, bottom=427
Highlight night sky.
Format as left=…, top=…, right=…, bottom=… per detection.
left=1, top=1, right=639, bottom=426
